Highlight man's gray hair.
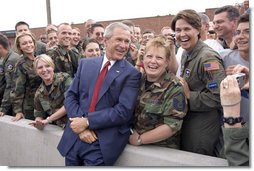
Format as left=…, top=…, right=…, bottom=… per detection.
left=104, top=22, right=131, bottom=39
left=199, top=13, right=210, bottom=24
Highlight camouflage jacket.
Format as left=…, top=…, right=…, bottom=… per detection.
left=134, top=71, right=187, bottom=149
left=46, top=45, right=80, bottom=77
left=34, top=72, right=72, bottom=128
left=0, top=58, right=5, bottom=105
left=12, top=55, right=42, bottom=120
left=0, top=50, right=20, bottom=114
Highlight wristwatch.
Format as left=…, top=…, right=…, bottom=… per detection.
left=46, top=116, right=52, bottom=124
left=223, top=116, right=243, bottom=125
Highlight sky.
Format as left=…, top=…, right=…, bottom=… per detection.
left=0, top=0, right=249, bottom=31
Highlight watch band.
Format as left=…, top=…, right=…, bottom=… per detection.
left=223, top=116, right=243, bottom=125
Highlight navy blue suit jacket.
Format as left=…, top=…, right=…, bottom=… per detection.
left=57, top=56, right=141, bottom=165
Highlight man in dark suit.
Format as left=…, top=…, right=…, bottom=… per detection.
left=57, top=22, right=141, bottom=166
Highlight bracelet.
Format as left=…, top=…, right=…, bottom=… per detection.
left=221, top=100, right=241, bottom=107
left=137, top=134, right=142, bottom=145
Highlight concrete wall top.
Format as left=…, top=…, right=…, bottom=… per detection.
left=0, top=115, right=228, bottom=166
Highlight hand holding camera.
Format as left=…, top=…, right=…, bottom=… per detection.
left=233, top=73, right=246, bottom=89
left=233, top=64, right=249, bottom=90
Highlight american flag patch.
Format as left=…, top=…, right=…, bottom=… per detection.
left=204, top=62, right=220, bottom=71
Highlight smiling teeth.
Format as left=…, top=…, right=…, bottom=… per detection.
left=181, top=39, right=189, bottom=42
left=149, top=66, right=157, bottom=69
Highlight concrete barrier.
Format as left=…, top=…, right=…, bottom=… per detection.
left=0, top=115, right=228, bottom=166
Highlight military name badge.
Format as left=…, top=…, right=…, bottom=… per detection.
left=7, top=64, right=14, bottom=71
left=185, top=69, right=191, bottom=78
left=208, top=82, right=218, bottom=89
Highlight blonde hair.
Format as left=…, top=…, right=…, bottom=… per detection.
left=14, top=33, right=36, bottom=55
left=145, top=36, right=172, bottom=61
left=33, top=54, right=55, bottom=73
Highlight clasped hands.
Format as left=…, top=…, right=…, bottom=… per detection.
left=69, top=117, right=97, bottom=144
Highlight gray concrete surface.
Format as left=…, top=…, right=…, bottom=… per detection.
left=0, top=115, right=228, bottom=166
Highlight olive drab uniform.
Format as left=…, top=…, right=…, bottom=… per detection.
left=180, top=40, right=226, bottom=156
left=223, top=123, right=249, bottom=166
left=12, top=55, right=42, bottom=120
left=134, top=72, right=188, bottom=149
left=72, top=41, right=83, bottom=55
left=34, top=72, right=73, bottom=128
left=0, top=50, right=20, bottom=115
left=47, top=45, right=80, bottom=78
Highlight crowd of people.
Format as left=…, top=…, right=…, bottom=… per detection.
left=0, top=0, right=250, bottom=166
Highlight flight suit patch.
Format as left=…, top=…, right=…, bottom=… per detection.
left=173, top=92, right=186, bottom=111
left=185, top=69, right=191, bottom=78
left=204, top=61, right=220, bottom=71
left=7, top=64, right=14, bottom=71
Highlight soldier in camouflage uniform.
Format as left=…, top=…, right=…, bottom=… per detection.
left=14, top=21, right=46, bottom=56
left=129, top=36, right=187, bottom=149
left=71, top=27, right=83, bottom=55
left=29, top=54, right=72, bottom=129
left=0, top=58, right=5, bottom=107
left=47, top=23, right=80, bottom=78
left=171, top=10, right=226, bottom=156
left=0, top=34, right=20, bottom=116
left=11, top=33, right=42, bottom=121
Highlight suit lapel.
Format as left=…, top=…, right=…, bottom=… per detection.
left=97, top=60, right=125, bottom=102
left=88, top=57, right=103, bottom=101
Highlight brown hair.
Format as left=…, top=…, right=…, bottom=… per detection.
left=82, top=38, right=100, bottom=51
left=171, top=9, right=202, bottom=39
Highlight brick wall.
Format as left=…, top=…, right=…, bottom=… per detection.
left=6, top=6, right=245, bottom=47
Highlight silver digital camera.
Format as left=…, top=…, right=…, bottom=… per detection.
left=233, top=73, right=246, bottom=88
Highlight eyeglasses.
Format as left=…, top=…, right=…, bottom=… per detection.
left=95, top=32, right=104, bottom=36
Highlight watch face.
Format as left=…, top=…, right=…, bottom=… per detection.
left=228, top=118, right=235, bottom=125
